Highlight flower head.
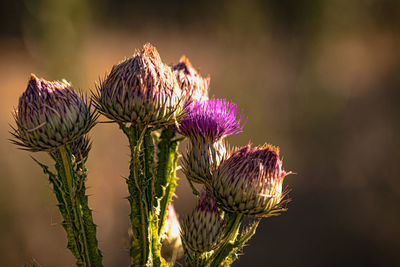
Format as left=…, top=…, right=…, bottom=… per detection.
left=93, top=43, right=185, bottom=126
left=177, top=98, right=245, bottom=143
left=181, top=191, right=225, bottom=253
left=11, top=74, right=96, bottom=152
left=182, top=140, right=228, bottom=184
left=210, top=144, right=291, bottom=217
left=171, top=56, right=209, bottom=102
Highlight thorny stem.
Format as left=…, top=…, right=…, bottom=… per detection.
left=153, top=127, right=181, bottom=266
left=156, top=127, right=181, bottom=238
left=56, top=145, right=103, bottom=267
left=121, top=124, right=182, bottom=266
left=222, top=219, right=261, bottom=266
left=208, top=213, right=243, bottom=267
left=142, top=130, right=164, bottom=267
left=121, top=123, right=154, bottom=266
left=59, top=146, right=91, bottom=267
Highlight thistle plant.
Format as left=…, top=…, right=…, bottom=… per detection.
left=11, top=43, right=294, bottom=267
left=176, top=98, right=292, bottom=266
left=93, top=43, right=188, bottom=267
left=10, top=74, right=102, bottom=267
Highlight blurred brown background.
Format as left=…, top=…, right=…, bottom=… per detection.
left=1, top=0, right=399, bottom=266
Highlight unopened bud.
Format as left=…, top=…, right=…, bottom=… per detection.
left=11, top=74, right=96, bottom=152
left=210, top=144, right=291, bottom=217
left=181, top=191, right=225, bottom=253
left=94, top=43, right=185, bottom=127
left=171, top=56, right=209, bottom=102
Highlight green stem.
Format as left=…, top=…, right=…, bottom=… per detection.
left=55, top=145, right=103, bottom=267
left=59, top=146, right=91, bottom=267
left=142, top=130, right=164, bottom=267
left=153, top=127, right=181, bottom=266
left=123, top=124, right=153, bottom=266
left=59, top=147, right=75, bottom=195
left=158, top=144, right=179, bottom=237
left=222, top=219, right=261, bottom=266
left=121, top=124, right=182, bottom=266
left=155, top=127, right=180, bottom=237
left=208, top=213, right=243, bottom=267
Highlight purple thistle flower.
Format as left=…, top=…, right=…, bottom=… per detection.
left=10, top=74, right=96, bottom=152
left=209, top=144, right=292, bottom=217
left=180, top=191, right=225, bottom=253
left=177, top=98, right=245, bottom=143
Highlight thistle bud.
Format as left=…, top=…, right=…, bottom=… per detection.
left=171, top=56, right=209, bottom=102
left=176, top=98, right=245, bottom=143
left=11, top=74, right=96, bottom=152
left=182, top=140, right=228, bottom=184
left=94, top=43, right=185, bottom=126
left=210, top=144, right=291, bottom=217
left=181, top=191, right=225, bottom=253
left=161, top=204, right=183, bottom=263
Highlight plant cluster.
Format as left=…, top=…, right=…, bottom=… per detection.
left=10, top=43, right=292, bottom=267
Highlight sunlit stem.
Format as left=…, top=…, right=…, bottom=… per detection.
left=208, top=213, right=243, bottom=267
left=56, top=145, right=103, bottom=267
left=121, top=123, right=153, bottom=266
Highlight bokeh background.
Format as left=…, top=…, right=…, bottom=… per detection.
left=1, top=0, right=399, bottom=266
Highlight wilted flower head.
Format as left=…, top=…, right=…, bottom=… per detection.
left=161, top=204, right=183, bottom=263
left=11, top=74, right=96, bottom=152
left=171, top=56, right=209, bottom=102
left=181, top=191, right=225, bottom=253
left=210, top=144, right=291, bottom=217
left=93, top=43, right=185, bottom=126
left=182, top=140, right=228, bottom=184
left=177, top=98, right=245, bottom=143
